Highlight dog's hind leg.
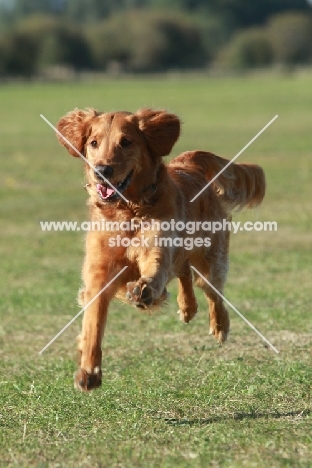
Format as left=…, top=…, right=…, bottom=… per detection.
left=204, top=279, right=230, bottom=344
left=177, top=260, right=198, bottom=323
left=193, top=233, right=230, bottom=344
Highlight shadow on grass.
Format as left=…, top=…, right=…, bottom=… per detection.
left=161, top=409, right=311, bottom=426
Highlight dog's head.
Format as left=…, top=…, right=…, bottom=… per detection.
left=57, top=108, right=180, bottom=204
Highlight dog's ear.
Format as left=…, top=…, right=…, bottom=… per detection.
left=56, top=108, right=98, bottom=157
left=134, top=109, right=180, bottom=157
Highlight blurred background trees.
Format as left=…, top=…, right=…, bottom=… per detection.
left=0, top=0, right=311, bottom=76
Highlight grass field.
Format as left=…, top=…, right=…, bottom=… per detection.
left=0, top=73, right=311, bottom=467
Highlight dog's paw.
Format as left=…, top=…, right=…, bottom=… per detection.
left=209, top=315, right=230, bottom=344
left=177, top=307, right=198, bottom=324
left=74, top=367, right=102, bottom=392
left=126, top=277, right=154, bottom=308
left=209, top=327, right=229, bottom=344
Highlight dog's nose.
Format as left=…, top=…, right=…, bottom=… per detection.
left=95, top=165, right=114, bottom=179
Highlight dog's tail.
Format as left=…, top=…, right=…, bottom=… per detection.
left=171, top=151, right=266, bottom=212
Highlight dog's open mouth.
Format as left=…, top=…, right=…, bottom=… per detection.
left=96, top=170, right=133, bottom=202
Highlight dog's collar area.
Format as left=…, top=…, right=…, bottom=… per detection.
left=139, top=164, right=162, bottom=203
left=143, top=183, right=157, bottom=196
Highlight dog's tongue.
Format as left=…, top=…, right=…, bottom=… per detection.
left=96, top=184, right=115, bottom=199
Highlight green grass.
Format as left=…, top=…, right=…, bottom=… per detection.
left=0, top=73, right=311, bottom=467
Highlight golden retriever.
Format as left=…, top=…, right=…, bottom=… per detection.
left=57, top=108, right=265, bottom=391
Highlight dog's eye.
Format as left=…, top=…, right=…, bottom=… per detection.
left=90, top=140, right=98, bottom=148
left=120, top=138, right=132, bottom=148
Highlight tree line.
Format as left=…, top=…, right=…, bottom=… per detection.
left=0, top=0, right=311, bottom=77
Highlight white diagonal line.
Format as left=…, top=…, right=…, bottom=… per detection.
left=191, top=266, right=279, bottom=354
left=40, top=114, right=129, bottom=203
left=38, top=266, right=128, bottom=354
left=190, top=115, right=278, bottom=203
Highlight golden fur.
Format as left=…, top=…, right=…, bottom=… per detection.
left=57, top=108, right=265, bottom=391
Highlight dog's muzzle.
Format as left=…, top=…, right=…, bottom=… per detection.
left=96, top=170, right=133, bottom=202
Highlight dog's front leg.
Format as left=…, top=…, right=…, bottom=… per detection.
left=75, top=269, right=119, bottom=392
left=126, top=245, right=171, bottom=308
